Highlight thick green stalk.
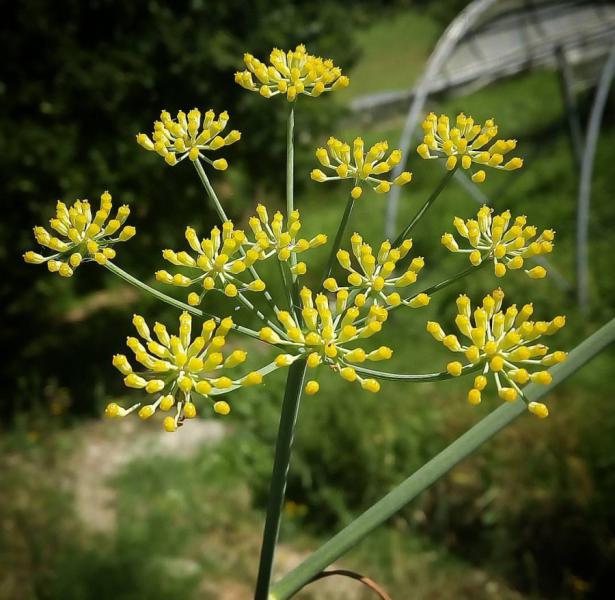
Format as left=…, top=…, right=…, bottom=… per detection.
left=270, top=318, right=615, bottom=600
left=103, top=261, right=261, bottom=341
left=321, top=196, right=355, bottom=284
left=254, top=359, right=307, bottom=600
left=393, top=168, right=457, bottom=246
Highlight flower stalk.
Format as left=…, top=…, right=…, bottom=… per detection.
left=104, top=261, right=262, bottom=340
left=393, top=167, right=457, bottom=246
left=254, top=358, right=307, bottom=600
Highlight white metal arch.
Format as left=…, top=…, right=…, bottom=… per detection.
left=385, top=0, right=499, bottom=239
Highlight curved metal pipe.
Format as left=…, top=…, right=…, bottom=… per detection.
left=576, top=42, right=615, bottom=312
left=385, top=0, right=499, bottom=238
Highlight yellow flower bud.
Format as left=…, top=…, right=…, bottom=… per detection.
left=311, top=169, right=327, bottom=182
left=305, top=380, right=320, bottom=395
left=447, top=361, right=463, bottom=376
left=498, top=387, right=517, bottom=402
left=468, top=389, right=481, bottom=405
left=211, top=400, right=230, bottom=415
left=351, top=186, right=363, bottom=200
left=360, top=378, right=380, bottom=393
left=528, top=402, right=549, bottom=418
left=163, top=416, right=177, bottom=432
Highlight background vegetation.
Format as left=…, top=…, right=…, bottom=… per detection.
left=2, top=1, right=615, bottom=599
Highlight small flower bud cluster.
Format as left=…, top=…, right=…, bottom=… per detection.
left=235, top=44, right=349, bottom=102
left=323, top=234, right=430, bottom=309
left=311, top=137, right=412, bottom=199
left=441, top=205, right=554, bottom=279
left=249, top=204, right=327, bottom=274
left=24, top=192, right=135, bottom=276
left=260, top=287, right=391, bottom=395
left=106, top=312, right=263, bottom=431
left=156, top=222, right=266, bottom=305
left=426, top=288, right=567, bottom=417
left=417, top=113, right=523, bottom=183
left=136, top=108, right=240, bottom=168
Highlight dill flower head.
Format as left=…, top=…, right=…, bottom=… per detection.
left=156, top=221, right=266, bottom=305
left=235, top=44, right=349, bottom=102
left=136, top=108, right=240, bottom=168
left=426, top=288, right=567, bottom=417
left=23, top=191, right=135, bottom=277
left=322, top=233, right=430, bottom=309
left=249, top=203, right=327, bottom=274
left=311, top=137, right=412, bottom=199
left=259, top=287, right=392, bottom=395
left=442, top=205, right=554, bottom=279
left=106, top=312, right=263, bottom=431
left=417, top=113, right=523, bottom=183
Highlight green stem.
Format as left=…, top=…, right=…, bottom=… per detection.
left=354, top=362, right=481, bottom=382
left=193, top=159, right=280, bottom=313
left=418, top=262, right=486, bottom=296
left=277, top=260, right=294, bottom=312
left=235, top=291, right=285, bottom=336
left=194, top=159, right=228, bottom=221
left=103, top=261, right=261, bottom=341
left=270, top=318, right=615, bottom=600
left=254, top=359, right=307, bottom=600
left=321, top=196, right=355, bottom=284
left=393, top=168, right=457, bottom=246
left=287, top=104, right=298, bottom=280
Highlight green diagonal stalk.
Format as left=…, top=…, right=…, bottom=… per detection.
left=193, top=159, right=280, bottom=314
left=393, top=167, right=457, bottom=246
left=254, top=358, right=307, bottom=600
left=321, top=196, right=355, bottom=284
left=103, top=261, right=261, bottom=341
left=270, top=318, right=615, bottom=600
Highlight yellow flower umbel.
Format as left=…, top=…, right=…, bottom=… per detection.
left=322, top=233, right=430, bottom=309
left=441, top=206, right=554, bottom=279
left=426, top=288, right=567, bottom=417
left=417, top=113, right=523, bottom=183
left=156, top=222, right=266, bottom=305
left=136, top=108, right=240, bottom=168
left=23, top=191, right=135, bottom=277
left=106, top=312, right=263, bottom=431
left=311, top=137, right=412, bottom=199
left=235, top=44, right=349, bottom=102
left=260, top=287, right=391, bottom=395
left=249, top=204, right=327, bottom=275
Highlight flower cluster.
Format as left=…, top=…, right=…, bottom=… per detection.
left=323, top=234, right=430, bottom=309
left=311, top=137, right=412, bottom=199
left=427, top=288, right=566, bottom=417
left=417, top=113, right=523, bottom=183
left=156, top=221, right=265, bottom=304
left=23, top=192, right=135, bottom=277
left=235, top=44, right=349, bottom=101
left=136, top=108, right=240, bottom=168
left=259, top=287, right=391, bottom=395
left=249, top=204, right=327, bottom=273
left=441, top=206, right=554, bottom=278
left=106, top=312, right=264, bottom=431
